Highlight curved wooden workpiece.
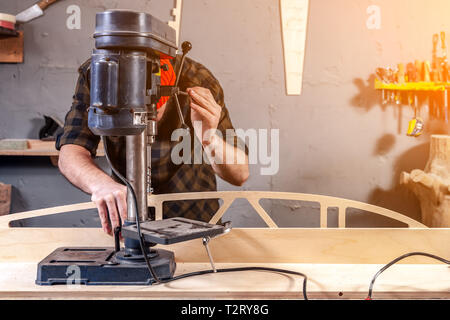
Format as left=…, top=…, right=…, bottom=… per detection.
left=148, top=191, right=426, bottom=228
left=0, top=201, right=96, bottom=228
left=1, top=191, right=426, bottom=229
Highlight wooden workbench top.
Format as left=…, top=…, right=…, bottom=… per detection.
left=0, top=226, right=448, bottom=300
left=0, top=262, right=448, bottom=300
left=0, top=139, right=104, bottom=157
left=0, top=203, right=448, bottom=300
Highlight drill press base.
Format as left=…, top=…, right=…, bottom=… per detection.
left=35, top=218, right=228, bottom=285
left=36, top=247, right=175, bottom=285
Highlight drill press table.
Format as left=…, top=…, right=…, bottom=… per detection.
left=0, top=219, right=448, bottom=299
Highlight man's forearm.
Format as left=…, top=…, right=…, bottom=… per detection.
left=59, top=144, right=128, bottom=234
left=203, top=133, right=249, bottom=186
left=58, top=144, right=114, bottom=194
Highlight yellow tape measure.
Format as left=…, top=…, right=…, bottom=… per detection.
left=407, top=118, right=424, bottom=137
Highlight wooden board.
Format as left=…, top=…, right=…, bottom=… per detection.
left=280, top=0, right=309, bottom=95
left=168, top=0, right=183, bottom=47
left=0, top=191, right=427, bottom=230
left=0, top=227, right=449, bottom=265
left=0, top=31, right=23, bottom=63
left=0, top=195, right=448, bottom=299
left=146, top=191, right=427, bottom=228
left=0, top=139, right=29, bottom=150
left=0, top=228, right=448, bottom=299
left=0, top=262, right=448, bottom=300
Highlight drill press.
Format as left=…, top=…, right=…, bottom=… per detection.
left=36, top=10, right=228, bottom=285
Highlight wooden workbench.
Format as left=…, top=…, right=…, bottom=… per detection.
left=0, top=139, right=104, bottom=157
left=0, top=219, right=448, bottom=299
left=1, top=262, right=448, bottom=300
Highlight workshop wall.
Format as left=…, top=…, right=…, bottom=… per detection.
left=1, top=0, right=449, bottom=228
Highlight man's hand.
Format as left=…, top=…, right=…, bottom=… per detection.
left=186, top=87, right=249, bottom=187
left=59, top=144, right=128, bottom=236
left=91, top=181, right=127, bottom=235
left=187, top=87, right=221, bottom=143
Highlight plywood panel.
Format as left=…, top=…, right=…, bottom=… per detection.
left=168, top=0, right=183, bottom=47
left=0, top=262, right=448, bottom=299
left=0, top=227, right=449, bottom=265
left=280, top=0, right=309, bottom=95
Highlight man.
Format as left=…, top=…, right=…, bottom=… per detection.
left=56, top=54, right=249, bottom=235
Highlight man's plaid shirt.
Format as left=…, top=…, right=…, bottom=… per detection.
left=56, top=55, right=244, bottom=222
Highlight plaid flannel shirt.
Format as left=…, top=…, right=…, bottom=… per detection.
left=57, top=55, right=244, bottom=222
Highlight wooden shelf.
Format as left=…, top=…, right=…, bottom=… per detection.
left=0, top=27, right=18, bottom=37
left=0, top=30, right=23, bottom=63
left=0, top=139, right=104, bottom=157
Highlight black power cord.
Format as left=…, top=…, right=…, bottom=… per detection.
left=367, top=252, right=450, bottom=300
left=161, top=267, right=309, bottom=300
left=101, top=135, right=309, bottom=299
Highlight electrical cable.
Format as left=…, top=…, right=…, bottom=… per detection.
left=102, top=135, right=308, bottom=298
left=160, top=266, right=308, bottom=300
left=367, top=252, right=450, bottom=300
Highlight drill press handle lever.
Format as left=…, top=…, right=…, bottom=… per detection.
left=172, top=41, right=192, bottom=130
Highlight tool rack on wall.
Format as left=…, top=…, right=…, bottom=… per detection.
left=375, top=79, right=450, bottom=118
left=374, top=80, right=450, bottom=118
left=375, top=79, right=449, bottom=137
left=374, top=32, right=450, bottom=137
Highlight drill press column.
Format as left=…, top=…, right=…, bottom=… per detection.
left=126, top=132, right=148, bottom=223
